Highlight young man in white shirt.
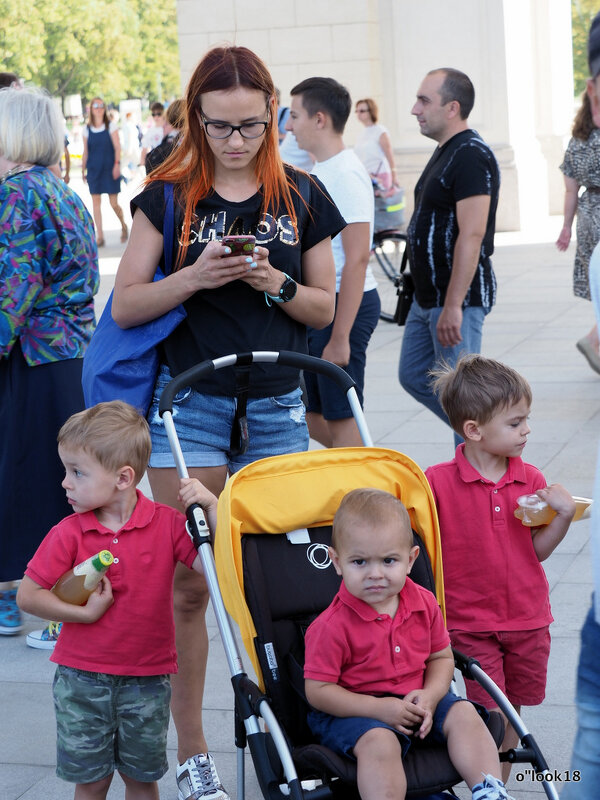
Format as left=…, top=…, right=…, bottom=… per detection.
left=287, top=78, right=380, bottom=447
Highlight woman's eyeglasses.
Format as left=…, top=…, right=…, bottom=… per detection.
left=200, top=114, right=269, bottom=140
left=92, top=103, right=105, bottom=109
left=355, top=108, right=369, bottom=114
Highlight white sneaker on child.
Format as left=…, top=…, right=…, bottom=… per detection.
left=176, top=753, right=230, bottom=800
left=472, top=774, right=515, bottom=800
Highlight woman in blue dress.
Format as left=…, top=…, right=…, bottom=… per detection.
left=81, top=97, right=128, bottom=247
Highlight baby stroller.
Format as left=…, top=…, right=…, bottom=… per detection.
left=159, top=351, right=561, bottom=800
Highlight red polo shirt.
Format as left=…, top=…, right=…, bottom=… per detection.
left=304, top=578, right=450, bottom=695
left=425, top=445, right=552, bottom=633
left=25, top=490, right=198, bottom=675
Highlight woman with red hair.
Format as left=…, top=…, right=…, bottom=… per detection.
left=112, top=45, right=343, bottom=800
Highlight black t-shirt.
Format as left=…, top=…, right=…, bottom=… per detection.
left=131, top=168, right=345, bottom=396
left=407, top=129, right=500, bottom=309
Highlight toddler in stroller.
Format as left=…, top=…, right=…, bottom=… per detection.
left=303, top=488, right=512, bottom=800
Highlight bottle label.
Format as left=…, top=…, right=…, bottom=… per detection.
left=83, top=571, right=99, bottom=590
left=73, top=559, right=91, bottom=577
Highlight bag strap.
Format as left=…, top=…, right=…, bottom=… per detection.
left=295, top=170, right=311, bottom=237
left=163, top=183, right=175, bottom=275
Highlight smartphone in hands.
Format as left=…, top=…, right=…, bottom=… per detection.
left=221, top=235, right=256, bottom=255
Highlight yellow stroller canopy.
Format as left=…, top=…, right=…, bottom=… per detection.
left=215, top=446, right=446, bottom=687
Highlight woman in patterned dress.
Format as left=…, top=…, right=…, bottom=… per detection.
left=0, top=86, right=99, bottom=636
left=557, top=91, right=600, bottom=372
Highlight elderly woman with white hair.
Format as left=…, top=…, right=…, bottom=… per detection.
left=0, top=86, right=99, bottom=646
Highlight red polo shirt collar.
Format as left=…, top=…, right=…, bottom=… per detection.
left=454, top=443, right=528, bottom=487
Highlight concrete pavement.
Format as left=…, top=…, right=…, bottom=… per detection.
left=2, top=178, right=596, bottom=799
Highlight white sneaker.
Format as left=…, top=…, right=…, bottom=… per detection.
left=26, top=621, right=62, bottom=649
left=472, top=774, right=515, bottom=800
left=176, top=753, right=230, bottom=800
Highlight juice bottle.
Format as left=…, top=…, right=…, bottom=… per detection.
left=514, top=495, right=593, bottom=527
left=51, top=550, right=114, bottom=605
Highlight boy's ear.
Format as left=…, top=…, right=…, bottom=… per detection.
left=116, top=465, right=136, bottom=491
left=462, top=419, right=482, bottom=441
left=407, top=544, right=420, bottom=573
left=329, top=545, right=343, bottom=576
left=314, top=110, right=327, bottom=130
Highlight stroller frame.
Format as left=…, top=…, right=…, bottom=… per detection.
left=159, top=350, right=560, bottom=800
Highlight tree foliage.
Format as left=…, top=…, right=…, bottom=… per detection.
left=0, top=0, right=180, bottom=105
left=572, top=0, right=600, bottom=96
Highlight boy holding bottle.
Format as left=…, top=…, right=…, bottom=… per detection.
left=17, top=401, right=217, bottom=800
left=425, top=354, right=576, bottom=780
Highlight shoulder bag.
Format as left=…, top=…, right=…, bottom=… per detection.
left=82, top=183, right=186, bottom=414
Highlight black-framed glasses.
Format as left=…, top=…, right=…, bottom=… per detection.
left=152, top=112, right=163, bottom=117
left=200, top=113, right=269, bottom=140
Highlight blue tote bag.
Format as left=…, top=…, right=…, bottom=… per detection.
left=82, top=183, right=186, bottom=414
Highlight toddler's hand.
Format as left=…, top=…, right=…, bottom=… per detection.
left=178, top=478, right=217, bottom=512
left=537, top=484, right=576, bottom=520
left=376, top=696, right=427, bottom=736
left=83, top=576, right=114, bottom=622
left=403, top=690, right=435, bottom=738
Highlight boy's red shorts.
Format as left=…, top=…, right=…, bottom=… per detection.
left=449, top=626, right=551, bottom=708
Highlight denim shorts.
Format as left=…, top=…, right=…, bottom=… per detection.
left=305, top=288, right=381, bottom=420
left=147, top=364, right=309, bottom=473
left=307, top=690, right=467, bottom=760
left=53, top=665, right=171, bottom=784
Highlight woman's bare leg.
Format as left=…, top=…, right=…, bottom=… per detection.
left=108, top=193, right=128, bottom=239
left=91, top=194, right=103, bottom=243
left=147, top=464, right=227, bottom=763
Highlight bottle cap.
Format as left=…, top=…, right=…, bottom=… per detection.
left=92, top=550, right=114, bottom=570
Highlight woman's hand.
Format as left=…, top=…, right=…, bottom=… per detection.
left=239, top=245, right=287, bottom=296
left=189, top=240, right=259, bottom=291
left=556, top=226, right=571, bottom=251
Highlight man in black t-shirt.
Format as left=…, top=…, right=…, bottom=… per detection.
left=399, top=68, right=500, bottom=434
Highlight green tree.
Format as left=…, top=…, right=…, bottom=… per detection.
left=572, top=0, right=599, bottom=96
left=0, top=0, right=179, bottom=106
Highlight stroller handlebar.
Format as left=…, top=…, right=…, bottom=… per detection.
left=158, top=350, right=357, bottom=416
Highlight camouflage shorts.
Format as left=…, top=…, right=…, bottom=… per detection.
left=53, top=665, right=171, bottom=784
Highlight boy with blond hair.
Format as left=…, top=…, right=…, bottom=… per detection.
left=304, top=487, right=514, bottom=800
left=17, top=401, right=218, bottom=800
left=426, top=354, right=576, bottom=780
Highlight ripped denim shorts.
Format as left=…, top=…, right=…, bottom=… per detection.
left=147, top=364, right=309, bottom=473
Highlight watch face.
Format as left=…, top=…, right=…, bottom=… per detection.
left=280, top=277, right=297, bottom=302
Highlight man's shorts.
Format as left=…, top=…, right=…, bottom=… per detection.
left=449, top=626, right=551, bottom=707
left=147, top=364, right=309, bottom=472
left=305, top=288, right=380, bottom=420
left=307, top=691, right=471, bottom=759
left=53, top=665, right=171, bottom=784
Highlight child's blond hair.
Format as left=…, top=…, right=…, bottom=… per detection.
left=431, top=354, right=532, bottom=435
left=58, top=401, right=151, bottom=482
left=332, top=488, right=412, bottom=551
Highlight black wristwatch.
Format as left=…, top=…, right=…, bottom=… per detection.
left=266, top=273, right=297, bottom=304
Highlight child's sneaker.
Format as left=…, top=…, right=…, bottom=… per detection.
left=0, top=588, right=23, bottom=634
left=26, top=621, right=62, bottom=649
left=472, top=774, right=515, bottom=800
left=176, top=753, right=229, bottom=800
